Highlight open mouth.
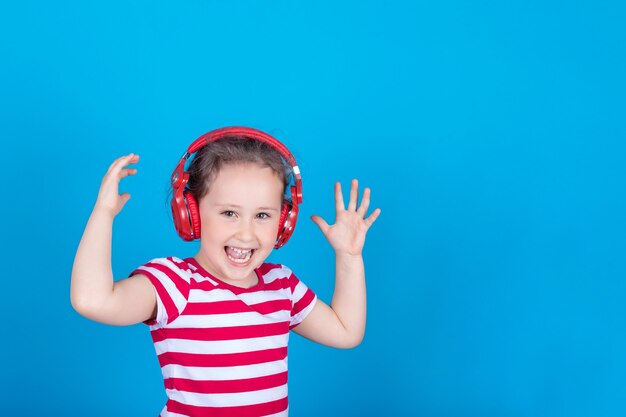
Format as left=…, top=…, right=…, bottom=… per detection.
left=225, top=246, right=255, bottom=264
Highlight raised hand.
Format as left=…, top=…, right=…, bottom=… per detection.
left=311, top=179, right=381, bottom=256
left=94, top=153, right=140, bottom=217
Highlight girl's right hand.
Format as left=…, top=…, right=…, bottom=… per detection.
left=94, top=153, right=140, bottom=217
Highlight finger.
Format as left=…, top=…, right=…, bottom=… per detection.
left=103, top=158, right=139, bottom=187
left=118, top=192, right=132, bottom=210
left=119, top=168, right=138, bottom=179
left=364, top=208, right=381, bottom=228
left=106, top=153, right=133, bottom=174
left=356, top=187, right=371, bottom=217
left=311, top=215, right=330, bottom=235
left=120, top=154, right=140, bottom=169
left=127, top=154, right=140, bottom=165
left=347, top=179, right=358, bottom=211
left=334, top=182, right=345, bottom=212
left=107, top=153, right=139, bottom=175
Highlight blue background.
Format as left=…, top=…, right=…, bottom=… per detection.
left=1, top=1, right=625, bottom=416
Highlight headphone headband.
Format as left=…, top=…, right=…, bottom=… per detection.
left=187, top=126, right=297, bottom=168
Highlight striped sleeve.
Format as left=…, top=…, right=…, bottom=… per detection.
left=286, top=267, right=317, bottom=329
left=130, top=257, right=191, bottom=326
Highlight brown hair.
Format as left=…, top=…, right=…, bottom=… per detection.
left=185, top=135, right=291, bottom=201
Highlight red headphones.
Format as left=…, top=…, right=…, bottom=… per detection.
left=170, top=126, right=303, bottom=248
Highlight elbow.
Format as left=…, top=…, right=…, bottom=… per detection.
left=338, top=332, right=365, bottom=349
left=70, top=292, right=91, bottom=317
left=70, top=277, right=87, bottom=316
left=70, top=290, right=103, bottom=320
left=348, top=335, right=365, bottom=349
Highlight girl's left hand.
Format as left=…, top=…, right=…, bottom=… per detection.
left=311, top=179, right=381, bottom=256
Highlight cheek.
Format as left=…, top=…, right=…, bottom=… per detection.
left=262, top=221, right=280, bottom=242
left=201, top=218, right=230, bottom=239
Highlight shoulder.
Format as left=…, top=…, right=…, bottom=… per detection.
left=132, top=256, right=196, bottom=284
left=258, top=262, right=296, bottom=280
left=258, top=262, right=311, bottom=294
left=134, top=256, right=187, bottom=271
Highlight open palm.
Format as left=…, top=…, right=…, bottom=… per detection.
left=311, top=179, right=381, bottom=256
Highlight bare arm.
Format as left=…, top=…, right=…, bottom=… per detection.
left=294, top=180, right=380, bottom=348
left=70, top=154, right=156, bottom=326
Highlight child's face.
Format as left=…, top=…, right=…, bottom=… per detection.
left=195, top=162, right=284, bottom=287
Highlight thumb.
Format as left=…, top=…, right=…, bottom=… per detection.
left=310, top=215, right=329, bottom=235
left=118, top=193, right=132, bottom=210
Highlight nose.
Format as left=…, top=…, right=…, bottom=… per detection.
left=235, top=218, right=255, bottom=242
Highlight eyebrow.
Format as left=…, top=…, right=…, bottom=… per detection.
left=215, top=204, right=280, bottom=212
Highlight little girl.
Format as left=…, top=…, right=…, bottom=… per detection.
left=71, top=126, right=380, bottom=417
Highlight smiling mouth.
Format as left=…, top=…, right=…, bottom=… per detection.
left=225, top=246, right=255, bottom=264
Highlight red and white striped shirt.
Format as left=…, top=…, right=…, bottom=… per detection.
left=131, top=257, right=317, bottom=417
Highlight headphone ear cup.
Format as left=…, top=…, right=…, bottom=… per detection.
left=275, top=201, right=298, bottom=249
left=171, top=187, right=191, bottom=241
left=276, top=202, right=291, bottom=241
left=277, top=202, right=290, bottom=240
left=185, top=191, right=201, bottom=239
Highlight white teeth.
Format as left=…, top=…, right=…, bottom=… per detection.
left=231, top=247, right=252, bottom=255
left=226, top=247, right=254, bottom=264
